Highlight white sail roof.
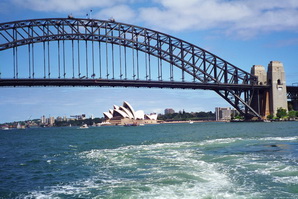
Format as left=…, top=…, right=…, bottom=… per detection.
left=145, top=113, right=158, bottom=120
left=135, top=110, right=145, bottom=120
left=113, top=109, right=129, bottom=118
left=113, top=105, right=120, bottom=110
left=123, top=101, right=135, bottom=118
left=120, top=106, right=134, bottom=119
left=103, top=112, right=113, bottom=119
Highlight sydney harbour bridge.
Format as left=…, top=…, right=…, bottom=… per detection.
left=0, top=17, right=297, bottom=119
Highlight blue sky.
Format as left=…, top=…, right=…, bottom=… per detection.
left=1, top=0, right=298, bottom=123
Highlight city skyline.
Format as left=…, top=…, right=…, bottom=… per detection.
left=1, top=0, right=298, bottom=123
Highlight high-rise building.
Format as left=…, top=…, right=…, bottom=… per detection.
left=41, top=115, right=46, bottom=124
left=56, top=116, right=63, bottom=122
left=46, top=117, right=55, bottom=126
left=49, top=117, right=55, bottom=126
left=63, top=116, right=67, bottom=121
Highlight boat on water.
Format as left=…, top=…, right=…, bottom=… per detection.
left=79, top=124, right=89, bottom=129
left=98, top=121, right=112, bottom=126
left=189, top=120, right=194, bottom=124
left=124, top=122, right=139, bottom=127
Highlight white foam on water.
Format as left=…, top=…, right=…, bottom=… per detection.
left=273, top=176, right=298, bottom=184
left=24, top=180, right=97, bottom=199
left=23, top=141, right=276, bottom=198
left=259, top=136, right=298, bottom=141
left=199, top=138, right=243, bottom=146
left=80, top=142, right=262, bottom=198
left=135, top=181, right=260, bottom=199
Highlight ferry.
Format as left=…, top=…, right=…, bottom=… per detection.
left=2, top=126, right=9, bottom=130
left=79, top=124, right=89, bottom=129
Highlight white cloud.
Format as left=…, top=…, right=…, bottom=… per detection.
left=10, top=0, right=298, bottom=38
left=12, top=0, right=120, bottom=12
left=139, top=0, right=252, bottom=31
left=139, top=0, right=298, bottom=38
left=94, top=5, right=136, bottom=22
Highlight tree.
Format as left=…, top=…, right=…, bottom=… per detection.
left=267, top=114, right=273, bottom=120
left=276, top=108, right=287, bottom=119
left=288, top=111, right=296, bottom=119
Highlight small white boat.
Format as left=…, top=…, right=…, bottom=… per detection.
left=189, top=120, right=194, bottom=124
left=98, top=121, right=112, bottom=126
left=79, top=124, right=89, bottom=129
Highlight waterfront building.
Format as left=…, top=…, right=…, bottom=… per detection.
left=40, top=116, right=56, bottom=126
left=48, top=117, right=55, bottom=126
left=215, top=107, right=237, bottom=121
left=56, top=116, right=63, bottom=122
left=63, top=116, right=67, bottom=121
left=164, top=108, right=175, bottom=115
left=70, top=114, right=86, bottom=120
left=41, top=115, right=46, bottom=124
left=103, top=101, right=158, bottom=125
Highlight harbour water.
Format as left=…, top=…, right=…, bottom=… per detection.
left=1, top=121, right=298, bottom=198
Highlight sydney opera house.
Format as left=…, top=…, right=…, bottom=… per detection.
left=103, top=101, right=158, bottom=125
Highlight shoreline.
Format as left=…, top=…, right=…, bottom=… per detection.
left=158, top=120, right=217, bottom=124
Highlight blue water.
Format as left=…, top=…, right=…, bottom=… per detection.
left=1, top=122, right=298, bottom=199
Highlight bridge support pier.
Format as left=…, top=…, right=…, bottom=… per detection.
left=267, top=61, right=288, bottom=116
left=251, top=89, right=270, bottom=118
left=251, top=65, right=269, bottom=118
left=251, top=61, right=288, bottom=118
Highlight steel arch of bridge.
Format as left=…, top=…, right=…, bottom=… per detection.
left=0, top=17, right=264, bottom=119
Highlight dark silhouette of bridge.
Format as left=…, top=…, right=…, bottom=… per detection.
left=0, top=18, right=297, bottom=119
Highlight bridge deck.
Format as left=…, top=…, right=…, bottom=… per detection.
left=0, top=79, right=269, bottom=90
left=1, top=18, right=296, bottom=119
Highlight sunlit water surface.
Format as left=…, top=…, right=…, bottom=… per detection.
left=1, top=122, right=298, bottom=198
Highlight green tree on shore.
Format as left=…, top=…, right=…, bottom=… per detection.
left=288, top=110, right=297, bottom=119
left=276, top=108, right=287, bottom=119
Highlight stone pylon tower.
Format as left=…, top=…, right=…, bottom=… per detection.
left=267, top=61, right=288, bottom=116
left=251, top=61, right=288, bottom=118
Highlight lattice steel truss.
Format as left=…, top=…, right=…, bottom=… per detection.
left=0, top=18, right=264, bottom=119
left=287, top=86, right=298, bottom=100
